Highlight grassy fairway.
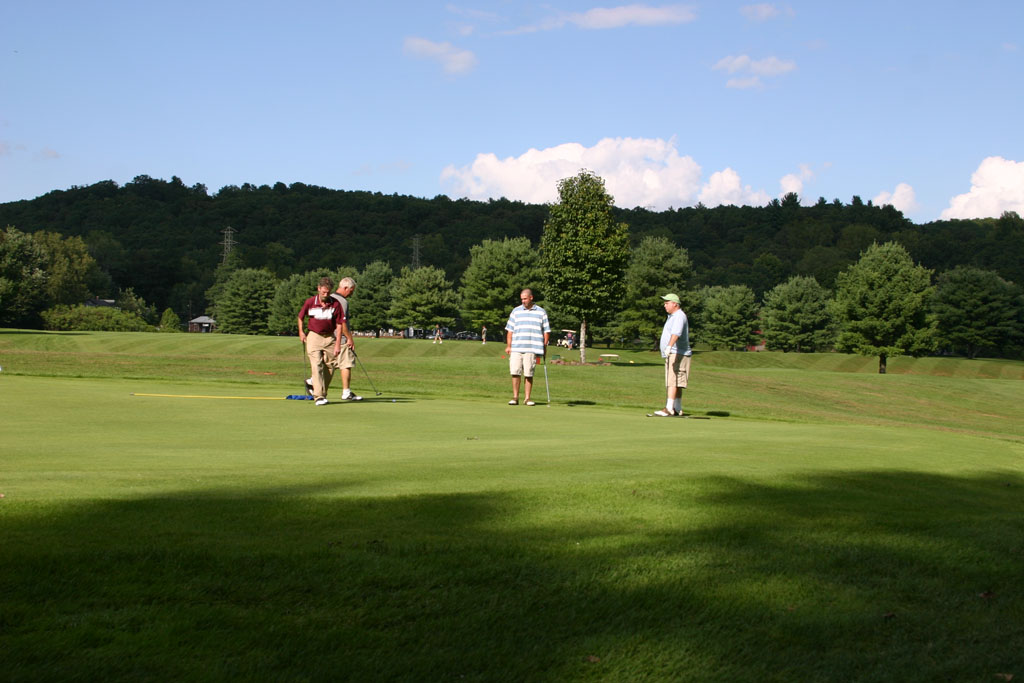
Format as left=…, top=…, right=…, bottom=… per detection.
left=2, top=331, right=1023, bottom=681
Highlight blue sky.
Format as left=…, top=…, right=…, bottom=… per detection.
left=2, top=1, right=1022, bottom=222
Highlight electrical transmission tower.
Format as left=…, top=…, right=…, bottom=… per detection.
left=220, top=226, right=237, bottom=264
left=411, top=234, right=422, bottom=269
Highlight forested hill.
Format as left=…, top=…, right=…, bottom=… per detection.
left=1, top=174, right=1021, bottom=317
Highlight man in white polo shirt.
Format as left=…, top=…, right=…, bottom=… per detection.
left=504, top=288, right=550, bottom=406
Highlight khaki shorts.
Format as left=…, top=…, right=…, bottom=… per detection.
left=509, top=352, right=537, bottom=378
left=329, top=341, right=355, bottom=370
left=665, top=353, right=691, bottom=388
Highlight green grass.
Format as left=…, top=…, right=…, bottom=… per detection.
left=2, top=330, right=1023, bottom=681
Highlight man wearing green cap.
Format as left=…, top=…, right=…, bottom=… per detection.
left=653, top=293, right=691, bottom=417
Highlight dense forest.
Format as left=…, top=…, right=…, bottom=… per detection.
left=1, top=174, right=1022, bottom=321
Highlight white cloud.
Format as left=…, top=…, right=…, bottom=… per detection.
left=570, top=4, right=696, bottom=29
left=713, top=54, right=795, bottom=88
left=873, top=183, right=919, bottom=214
left=1, top=142, right=34, bottom=157
left=441, top=137, right=772, bottom=210
left=749, top=56, right=797, bottom=76
left=713, top=55, right=750, bottom=74
left=725, top=76, right=762, bottom=90
left=445, top=4, right=501, bottom=35
left=740, top=4, right=779, bottom=21
left=445, top=4, right=502, bottom=23
left=509, top=4, right=696, bottom=33
left=940, top=156, right=1024, bottom=220
left=403, top=37, right=477, bottom=75
left=699, top=168, right=771, bottom=207
left=779, top=164, right=813, bottom=197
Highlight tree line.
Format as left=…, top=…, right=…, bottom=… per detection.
left=2, top=172, right=1023, bottom=365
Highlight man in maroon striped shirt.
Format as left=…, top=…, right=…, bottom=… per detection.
left=297, top=277, right=352, bottom=406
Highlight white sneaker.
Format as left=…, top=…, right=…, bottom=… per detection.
left=315, top=398, right=329, bottom=406
left=342, top=392, right=363, bottom=401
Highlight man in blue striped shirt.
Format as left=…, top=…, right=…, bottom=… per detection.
left=504, top=288, right=551, bottom=406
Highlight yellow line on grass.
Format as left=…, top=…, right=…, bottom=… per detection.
left=131, top=392, right=288, bottom=400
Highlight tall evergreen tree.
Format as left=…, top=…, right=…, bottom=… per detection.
left=698, top=285, right=760, bottom=351
left=931, top=266, right=1023, bottom=359
left=460, top=237, right=543, bottom=339
left=215, top=268, right=278, bottom=335
left=158, top=307, right=182, bottom=332
left=540, top=171, right=629, bottom=362
left=267, top=269, right=334, bottom=336
left=388, top=266, right=458, bottom=330
left=760, top=276, right=834, bottom=352
left=351, top=261, right=395, bottom=335
left=618, top=236, right=694, bottom=349
left=204, top=250, right=243, bottom=322
left=832, top=242, right=937, bottom=373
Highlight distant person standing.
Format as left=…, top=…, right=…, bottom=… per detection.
left=433, top=324, right=443, bottom=344
left=481, top=324, right=487, bottom=344
left=652, top=293, right=691, bottom=417
left=297, top=277, right=351, bottom=406
left=306, top=276, right=361, bottom=401
left=504, top=288, right=550, bottom=406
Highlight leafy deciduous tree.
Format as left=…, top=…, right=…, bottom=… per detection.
left=33, top=231, right=103, bottom=305
left=116, top=287, right=157, bottom=325
left=41, top=305, right=151, bottom=332
left=832, top=241, right=937, bottom=373
left=540, top=170, right=630, bottom=362
left=795, top=245, right=850, bottom=289
left=0, top=226, right=49, bottom=328
left=748, top=252, right=789, bottom=299
left=760, top=276, right=834, bottom=352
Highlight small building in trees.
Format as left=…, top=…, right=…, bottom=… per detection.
left=188, top=315, right=217, bottom=333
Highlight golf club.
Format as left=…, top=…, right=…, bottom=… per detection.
left=542, top=356, right=551, bottom=406
left=300, top=338, right=311, bottom=396
left=353, top=350, right=383, bottom=396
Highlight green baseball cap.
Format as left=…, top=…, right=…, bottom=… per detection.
left=661, top=293, right=681, bottom=304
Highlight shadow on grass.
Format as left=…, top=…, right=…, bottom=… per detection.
left=2, top=472, right=1022, bottom=680
left=610, top=361, right=662, bottom=367
left=0, top=329, right=88, bottom=336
